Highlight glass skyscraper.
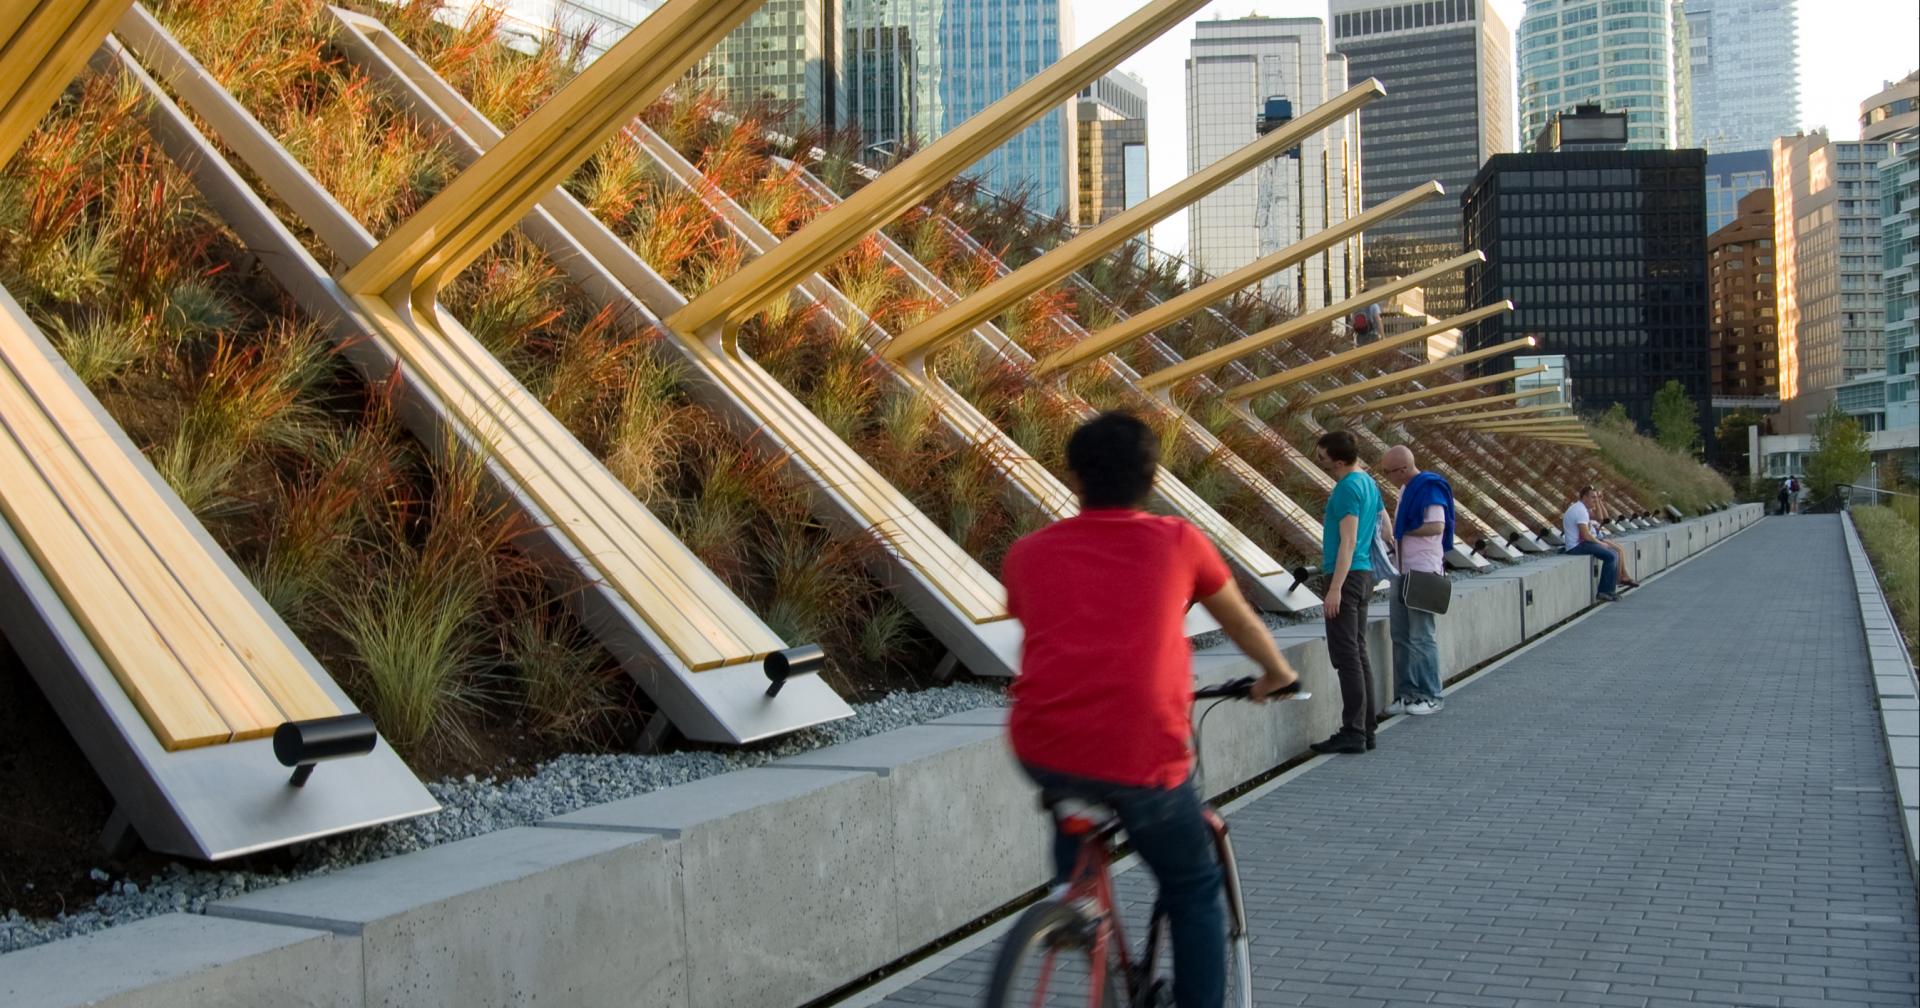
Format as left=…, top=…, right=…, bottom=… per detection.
left=1461, top=144, right=1711, bottom=444
left=1677, top=0, right=1797, bottom=155
left=842, top=0, right=1071, bottom=216
left=1516, top=0, right=1683, bottom=150
left=1331, top=0, right=1513, bottom=318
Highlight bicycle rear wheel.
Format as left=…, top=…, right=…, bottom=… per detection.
left=984, top=901, right=1126, bottom=1008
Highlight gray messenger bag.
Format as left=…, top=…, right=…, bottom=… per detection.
left=1399, top=569, right=1452, bottom=615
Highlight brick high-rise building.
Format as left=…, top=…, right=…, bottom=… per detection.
left=1706, top=188, right=1778, bottom=398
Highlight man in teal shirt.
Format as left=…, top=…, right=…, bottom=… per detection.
left=1311, top=430, right=1383, bottom=755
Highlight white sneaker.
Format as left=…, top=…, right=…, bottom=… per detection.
left=1386, top=698, right=1408, bottom=715
left=1407, top=698, right=1443, bottom=716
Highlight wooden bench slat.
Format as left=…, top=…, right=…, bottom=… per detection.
left=0, top=326, right=339, bottom=726
left=360, top=296, right=784, bottom=669
left=699, top=344, right=1012, bottom=622
left=0, top=354, right=290, bottom=739
left=0, top=399, right=233, bottom=748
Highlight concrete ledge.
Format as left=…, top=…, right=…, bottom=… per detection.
left=770, top=724, right=1052, bottom=950
left=1, top=912, right=361, bottom=1008
left=211, top=826, right=683, bottom=1008
left=544, top=767, right=893, bottom=1008
left=1507, top=553, right=1594, bottom=638
left=1840, top=512, right=1920, bottom=879
left=3, top=513, right=1750, bottom=1008
left=1434, top=575, right=1523, bottom=679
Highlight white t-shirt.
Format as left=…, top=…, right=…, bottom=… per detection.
left=1397, top=504, right=1448, bottom=573
left=1562, top=501, right=1591, bottom=551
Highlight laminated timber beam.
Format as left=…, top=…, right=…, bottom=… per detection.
left=1301, top=335, right=1538, bottom=407
left=1229, top=301, right=1514, bottom=403
left=886, top=78, right=1384, bottom=365
left=0, top=0, right=133, bottom=165
left=117, top=4, right=852, bottom=742
left=315, top=6, right=1240, bottom=651
left=1411, top=401, right=1571, bottom=425
left=1031, top=182, right=1438, bottom=377
left=1145, top=252, right=1485, bottom=392
left=1338, top=365, right=1547, bottom=414
left=1384, top=387, right=1560, bottom=422
left=342, top=0, right=762, bottom=303
left=669, top=0, right=1213, bottom=338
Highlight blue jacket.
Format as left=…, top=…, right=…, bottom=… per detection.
left=1394, top=471, right=1455, bottom=555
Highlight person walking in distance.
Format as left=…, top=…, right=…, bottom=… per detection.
left=1003, top=412, right=1300, bottom=1008
left=1563, top=486, right=1622, bottom=602
left=1310, top=430, right=1384, bottom=755
left=1378, top=445, right=1451, bottom=717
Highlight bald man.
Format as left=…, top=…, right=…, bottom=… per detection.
left=1378, top=445, right=1454, bottom=716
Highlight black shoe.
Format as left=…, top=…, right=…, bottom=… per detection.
left=1366, top=736, right=1376, bottom=750
left=1310, top=731, right=1367, bottom=754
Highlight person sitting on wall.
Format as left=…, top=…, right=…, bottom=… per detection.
left=1588, top=496, right=1641, bottom=590
left=1563, top=486, right=1622, bottom=602
left=1002, top=411, right=1300, bottom=1008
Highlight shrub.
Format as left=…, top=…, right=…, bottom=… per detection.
left=1586, top=411, right=1733, bottom=512
left=1853, top=505, right=1919, bottom=655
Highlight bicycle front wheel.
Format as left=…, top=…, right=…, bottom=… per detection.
left=1142, top=911, right=1252, bottom=1008
left=984, top=901, right=1126, bottom=1008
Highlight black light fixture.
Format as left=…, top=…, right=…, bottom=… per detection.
left=763, top=644, right=827, bottom=698
left=274, top=714, right=378, bottom=787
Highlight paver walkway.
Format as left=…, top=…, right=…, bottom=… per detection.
left=866, top=515, right=1919, bottom=1007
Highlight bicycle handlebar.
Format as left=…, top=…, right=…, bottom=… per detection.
left=1192, top=676, right=1307, bottom=701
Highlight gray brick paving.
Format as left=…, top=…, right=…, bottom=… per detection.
left=867, top=516, right=1919, bottom=1007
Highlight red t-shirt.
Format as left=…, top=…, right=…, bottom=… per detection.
left=1004, top=509, right=1231, bottom=788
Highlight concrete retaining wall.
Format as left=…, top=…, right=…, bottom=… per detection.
left=5, top=509, right=1762, bottom=1008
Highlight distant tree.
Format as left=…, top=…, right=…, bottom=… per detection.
left=1806, top=404, right=1871, bottom=507
left=1713, top=407, right=1766, bottom=475
left=1652, top=380, right=1701, bottom=454
left=1600, top=402, right=1632, bottom=428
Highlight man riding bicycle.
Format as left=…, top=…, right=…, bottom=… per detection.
left=1003, top=412, right=1300, bottom=1008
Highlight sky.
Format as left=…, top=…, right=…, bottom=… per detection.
left=1069, top=0, right=1920, bottom=253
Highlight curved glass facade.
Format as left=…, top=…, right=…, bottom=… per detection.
left=1517, top=0, right=1679, bottom=150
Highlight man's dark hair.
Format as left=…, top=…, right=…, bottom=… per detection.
left=1578, top=485, right=1596, bottom=498
left=1067, top=412, right=1157, bottom=509
left=1315, top=429, right=1359, bottom=465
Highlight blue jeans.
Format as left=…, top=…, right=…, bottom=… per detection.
left=1566, top=541, right=1618, bottom=595
left=1020, top=763, right=1224, bottom=1008
left=1390, top=578, right=1442, bottom=702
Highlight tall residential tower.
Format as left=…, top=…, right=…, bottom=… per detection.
left=1676, top=0, right=1797, bottom=155
left=1331, top=0, right=1513, bottom=318
left=1516, top=0, right=1684, bottom=150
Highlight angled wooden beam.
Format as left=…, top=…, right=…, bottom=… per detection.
left=1226, top=300, right=1512, bottom=403
left=1339, top=365, right=1547, bottom=413
left=669, top=0, right=1213, bottom=337
left=1387, top=387, right=1560, bottom=422
left=1463, top=418, right=1585, bottom=433
left=1302, top=335, right=1537, bottom=406
left=1142, top=252, right=1484, bottom=392
left=880, top=77, right=1385, bottom=364
left=1422, top=401, right=1570, bottom=424
left=0, top=0, right=134, bottom=166
left=340, top=0, right=762, bottom=302
left=1032, top=182, right=1442, bottom=376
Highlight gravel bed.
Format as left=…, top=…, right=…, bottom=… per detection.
left=0, top=682, right=1008, bottom=956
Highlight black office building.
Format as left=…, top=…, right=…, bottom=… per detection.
left=1461, top=146, right=1711, bottom=448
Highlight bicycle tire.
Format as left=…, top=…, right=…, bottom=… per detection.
left=1142, top=909, right=1252, bottom=1008
left=984, top=901, right=1127, bottom=1008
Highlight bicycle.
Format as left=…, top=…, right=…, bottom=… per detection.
left=983, top=676, right=1308, bottom=1008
